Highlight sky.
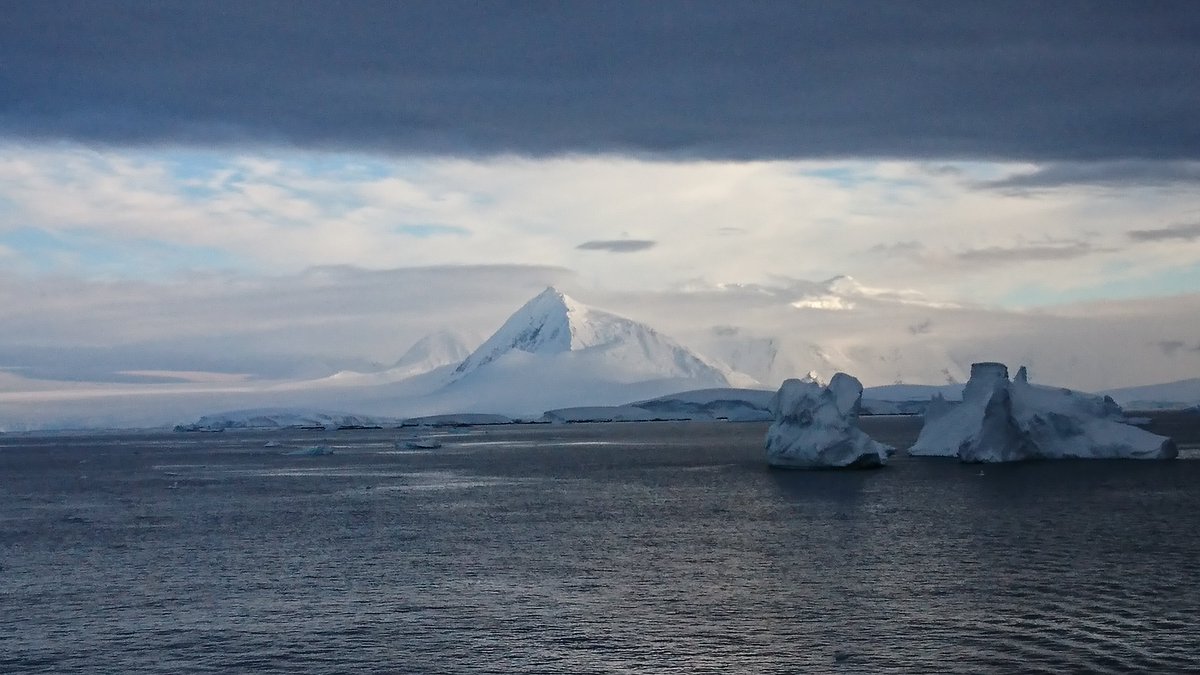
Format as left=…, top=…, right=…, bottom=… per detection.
left=2, top=2, right=1200, bottom=426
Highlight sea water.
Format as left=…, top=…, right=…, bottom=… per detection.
left=2, top=420, right=1198, bottom=673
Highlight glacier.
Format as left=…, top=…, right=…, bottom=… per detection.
left=765, top=373, right=893, bottom=469
left=909, top=362, right=1177, bottom=462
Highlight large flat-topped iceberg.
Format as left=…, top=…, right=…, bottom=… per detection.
left=765, top=373, right=893, bottom=469
left=910, top=362, right=1177, bottom=462
left=174, top=408, right=398, bottom=431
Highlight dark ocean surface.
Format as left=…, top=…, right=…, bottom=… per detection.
left=3, top=417, right=1199, bottom=674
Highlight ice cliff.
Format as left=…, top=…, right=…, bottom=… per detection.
left=765, top=373, right=893, bottom=469
left=909, top=362, right=1177, bottom=462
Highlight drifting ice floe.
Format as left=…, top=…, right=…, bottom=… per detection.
left=909, top=362, right=1176, bottom=462
left=398, top=438, right=443, bottom=450
left=765, top=373, right=893, bottom=469
left=283, top=445, right=334, bottom=457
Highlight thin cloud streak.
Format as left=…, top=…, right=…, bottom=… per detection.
left=955, top=241, right=1100, bottom=263
left=576, top=240, right=657, bottom=253
left=1128, top=222, right=1200, bottom=242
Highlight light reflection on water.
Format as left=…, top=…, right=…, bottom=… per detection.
left=2, top=418, right=1199, bottom=674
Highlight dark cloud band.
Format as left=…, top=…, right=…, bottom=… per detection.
left=2, top=1, right=1198, bottom=160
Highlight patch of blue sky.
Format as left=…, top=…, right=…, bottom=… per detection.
left=1000, top=262, right=1200, bottom=307
left=286, top=153, right=398, bottom=181
left=135, top=147, right=405, bottom=190
left=1, top=227, right=244, bottom=279
left=800, top=166, right=866, bottom=187
left=394, top=223, right=470, bottom=238
left=798, top=163, right=930, bottom=197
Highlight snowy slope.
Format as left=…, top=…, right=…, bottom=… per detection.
left=1101, top=378, right=1200, bottom=409
left=320, top=331, right=472, bottom=386
left=701, top=334, right=802, bottom=387
left=388, top=331, right=473, bottom=378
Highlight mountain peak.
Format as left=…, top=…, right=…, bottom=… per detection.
left=526, top=285, right=585, bottom=316
left=452, top=287, right=738, bottom=386
left=453, top=287, right=587, bottom=375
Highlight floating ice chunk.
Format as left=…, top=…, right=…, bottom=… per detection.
left=283, top=445, right=334, bottom=456
left=398, top=438, right=443, bottom=450
left=765, top=373, right=893, bottom=469
left=909, top=362, right=1176, bottom=462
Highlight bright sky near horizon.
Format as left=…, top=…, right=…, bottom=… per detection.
left=2, top=1, right=1200, bottom=410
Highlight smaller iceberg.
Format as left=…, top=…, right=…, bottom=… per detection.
left=765, top=373, right=893, bottom=469
left=909, top=362, right=1176, bottom=462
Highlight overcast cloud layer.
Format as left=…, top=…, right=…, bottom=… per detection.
left=3, top=1, right=1199, bottom=160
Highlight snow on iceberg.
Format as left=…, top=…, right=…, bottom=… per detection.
left=909, top=362, right=1177, bottom=462
left=765, top=373, right=893, bottom=469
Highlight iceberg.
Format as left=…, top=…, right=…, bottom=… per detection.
left=175, top=408, right=398, bottom=431
left=399, top=413, right=513, bottom=427
left=541, top=406, right=669, bottom=423
left=909, top=362, right=1177, bottom=462
left=765, top=373, right=893, bottom=469
left=631, top=388, right=777, bottom=422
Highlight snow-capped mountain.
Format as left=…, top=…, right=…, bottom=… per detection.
left=453, top=287, right=751, bottom=386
